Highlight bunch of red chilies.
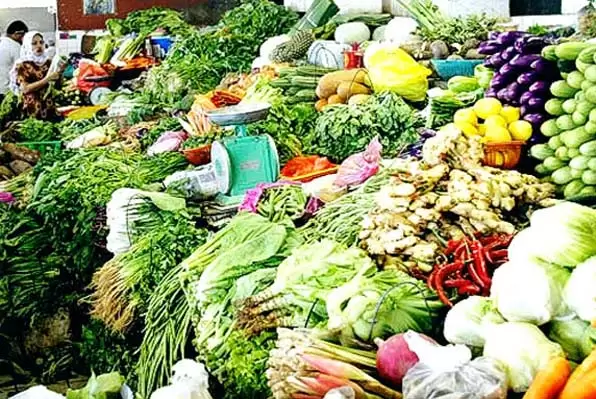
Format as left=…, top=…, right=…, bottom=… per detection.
left=428, top=233, right=513, bottom=307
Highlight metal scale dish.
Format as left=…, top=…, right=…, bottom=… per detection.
left=206, top=102, right=280, bottom=199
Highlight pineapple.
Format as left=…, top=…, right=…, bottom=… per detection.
left=270, top=30, right=315, bottom=63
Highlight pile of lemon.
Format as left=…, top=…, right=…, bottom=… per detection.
left=452, top=98, right=533, bottom=143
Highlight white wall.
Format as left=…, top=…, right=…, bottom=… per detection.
left=0, top=0, right=55, bottom=8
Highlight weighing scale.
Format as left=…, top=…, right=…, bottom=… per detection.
left=206, top=102, right=280, bottom=204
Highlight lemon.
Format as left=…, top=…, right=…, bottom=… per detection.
left=454, top=108, right=478, bottom=126
left=509, top=120, right=533, bottom=141
left=500, top=106, right=521, bottom=123
left=456, top=122, right=480, bottom=138
left=493, top=152, right=504, bottom=166
left=478, top=124, right=487, bottom=136
left=484, top=126, right=512, bottom=143
left=484, top=115, right=508, bottom=128
left=474, top=98, right=503, bottom=120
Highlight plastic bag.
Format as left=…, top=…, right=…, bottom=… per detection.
left=364, top=45, right=431, bottom=102
left=403, top=357, right=508, bottom=399
left=164, top=165, right=219, bottom=200
left=147, top=131, right=188, bottom=156
left=10, top=386, right=65, bottom=399
left=324, top=387, right=356, bottom=399
left=150, top=359, right=213, bottom=399
left=335, top=137, right=382, bottom=187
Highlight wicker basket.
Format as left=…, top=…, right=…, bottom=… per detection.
left=183, top=145, right=212, bottom=166
left=431, top=59, right=484, bottom=80
left=483, top=141, right=524, bottom=169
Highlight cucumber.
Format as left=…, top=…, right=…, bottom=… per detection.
left=578, top=45, right=596, bottom=63
left=562, top=99, right=577, bottom=114
left=278, top=67, right=297, bottom=77
left=562, top=127, right=594, bottom=149
left=570, top=155, right=591, bottom=170
left=580, top=139, right=596, bottom=156
left=530, top=143, right=555, bottom=160
left=579, top=186, right=596, bottom=195
left=571, top=167, right=584, bottom=179
left=544, top=156, right=567, bottom=171
left=556, top=42, right=591, bottom=61
left=552, top=166, right=574, bottom=185
left=295, top=89, right=317, bottom=101
left=545, top=98, right=565, bottom=116
left=564, top=179, right=585, bottom=198
left=296, top=65, right=338, bottom=77
left=542, top=45, right=558, bottom=61
left=551, top=80, right=579, bottom=99
left=577, top=59, right=592, bottom=74
left=556, top=115, right=576, bottom=131
left=555, top=146, right=571, bottom=161
left=548, top=135, right=564, bottom=150
left=582, top=79, right=596, bottom=92
left=540, top=119, right=561, bottom=137
left=586, top=65, right=596, bottom=83
left=535, top=163, right=550, bottom=176
left=589, top=158, right=596, bottom=171
left=582, top=170, right=596, bottom=185
left=567, top=71, right=585, bottom=89
left=270, top=78, right=292, bottom=88
left=586, top=121, right=596, bottom=135
left=569, top=148, right=581, bottom=158
left=290, top=76, right=320, bottom=88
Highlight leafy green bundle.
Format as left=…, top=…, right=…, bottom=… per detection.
left=142, top=0, right=298, bottom=106
left=308, top=92, right=422, bottom=162
left=106, top=7, right=193, bottom=37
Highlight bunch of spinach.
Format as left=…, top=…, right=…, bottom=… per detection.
left=16, top=118, right=59, bottom=142
left=106, top=7, right=194, bottom=37
left=307, top=92, right=423, bottom=162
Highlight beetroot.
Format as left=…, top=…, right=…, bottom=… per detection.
left=375, top=332, right=437, bottom=387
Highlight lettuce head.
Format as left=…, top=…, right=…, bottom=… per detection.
left=547, top=317, right=595, bottom=363
left=443, top=296, right=505, bottom=348
left=564, top=255, right=596, bottom=323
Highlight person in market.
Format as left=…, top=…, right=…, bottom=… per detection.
left=9, top=31, right=65, bottom=121
left=0, top=21, right=28, bottom=103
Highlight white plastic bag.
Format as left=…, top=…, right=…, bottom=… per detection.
left=402, top=357, right=508, bottom=399
left=10, top=386, right=65, bottom=399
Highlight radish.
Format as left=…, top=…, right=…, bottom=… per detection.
left=375, top=332, right=437, bottom=387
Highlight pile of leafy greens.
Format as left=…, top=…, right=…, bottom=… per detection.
left=106, top=7, right=194, bottom=37
left=307, top=91, right=423, bottom=162
left=142, top=0, right=298, bottom=106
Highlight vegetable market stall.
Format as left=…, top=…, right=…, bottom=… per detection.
left=0, top=1, right=595, bottom=399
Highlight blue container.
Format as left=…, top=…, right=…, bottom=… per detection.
left=151, top=36, right=174, bottom=55
left=431, top=59, right=484, bottom=80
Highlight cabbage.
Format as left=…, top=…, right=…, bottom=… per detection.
left=547, top=317, right=596, bottom=362
left=564, top=255, right=596, bottom=322
left=483, top=322, right=565, bottom=392
left=443, top=296, right=505, bottom=348
left=509, top=203, right=596, bottom=267
left=490, top=260, right=571, bottom=325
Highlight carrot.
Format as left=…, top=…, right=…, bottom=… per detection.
left=523, top=357, right=571, bottom=399
left=558, top=368, right=596, bottom=399
left=560, top=349, right=596, bottom=399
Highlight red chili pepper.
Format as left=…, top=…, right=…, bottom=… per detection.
left=484, top=248, right=495, bottom=264
left=458, top=282, right=482, bottom=296
left=444, top=278, right=473, bottom=288
left=454, top=241, right=469, bottom=261
left=427, top=270, right=436, bottom=290
left=444, top=239, right=461, bottom=256
left=490, top=249, right=509, bottom=260
left=435, top=261, right=465, bottom=307
left=472, top=241, right=492, bottom=295
left=467, top=243, right=487, bottom=290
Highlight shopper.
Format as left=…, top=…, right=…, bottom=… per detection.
left=0, top=21, right=28, bottom=102
left=9, top=31, right=64, bottom=121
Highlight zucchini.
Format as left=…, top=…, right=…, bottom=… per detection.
left=564, top=179, right=585, bottom=198
left=296, top=65, right=338, bottom=77
left=580, top=139, right=596, bottom=156
left=291, top=76, right=320, bottom=88
left=270, top=78, right=292, bottom=88
left=555, top=42, right=591, bottom=61
left=582, top=170, right=596, bottom=185
left=552, top=166, right=574, bottom=185
left=530, top=143, right=555, bottom=161
left=570, top=155, right=591, bottom=170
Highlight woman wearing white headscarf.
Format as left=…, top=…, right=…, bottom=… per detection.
left=9, top=31, right=63, bottom=120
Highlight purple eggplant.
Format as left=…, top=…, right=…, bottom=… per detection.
left=510, top=54, right=541, bottom=68
left=529, top=134, right=548, bottom=145
left=517, top=71, right=538, bottom=86
left=530, top=59, right=559, bottom=78
left=527, top=96, right=546, bottom=110
left=499, top=63, right=518, bottom=77
left=524, top=113, right=548, bottom=127
left=490, top=73, right=510, bottom=89
left=488, top=31, right=500, bottom=40
left=485, top=87, right=498, bottom=98
left=478, top=40, right=502, bottom=55
left=520, top=91, right=534, bottom=105
left=505, top=82, right=523, bottom=101
left=514, top=36, right=548, bottom=54
left=520, top=105, right=529, bottom=116
left=500, top=46, right=518, bottom=62
left=488, top=53, right=505, bottom=69
left=529, top=81, right=549, bottom=95
left=497, top=88, right=509, bottom=101
left=496, top=31, right=526, bottom=46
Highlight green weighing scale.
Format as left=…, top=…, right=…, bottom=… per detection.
left=206, top=102, right=280, bottom=204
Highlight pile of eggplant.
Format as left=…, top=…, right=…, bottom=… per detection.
left=0, top=143, right=40, bottom=180
left=479, top=31, right=560, bottom=144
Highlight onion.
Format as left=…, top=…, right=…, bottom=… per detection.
left=375, top=333, right=437, bottom=387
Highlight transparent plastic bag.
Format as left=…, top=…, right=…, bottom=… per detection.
left=402, top=357, right=508, bottom=399
left=364, top=45, right=431, bottom=102
left=334, top=136, right=382, bottom=187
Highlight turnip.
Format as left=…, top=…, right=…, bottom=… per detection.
left=375, top=332, right=437, bottom=387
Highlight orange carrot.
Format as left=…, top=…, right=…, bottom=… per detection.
left=560, top=350, right=596, bottom=399
left=558, top=368, right=596, bottom=399
left=523, top=357, right=571, bottom=399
